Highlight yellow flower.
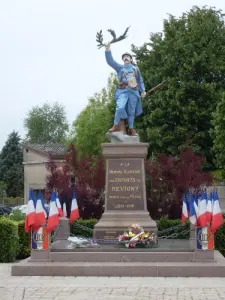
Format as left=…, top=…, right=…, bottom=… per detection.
left=128, top=232, right=135, bottom=238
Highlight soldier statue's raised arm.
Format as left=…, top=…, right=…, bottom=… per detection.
left=105, top=43, right=146, bottom=136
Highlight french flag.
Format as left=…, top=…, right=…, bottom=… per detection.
left=62, top=194, right=67, bottom=218
left=181, top=193, right=188, bottom=224
left=56, top=193, right=63, bottom=217
left=198, top=190, right=208, bottom=228
left=47, top=192, right=59, bottom=233
left=25, top=190, right=36, bottom=233
left=189, top=192, right=198, bottom=226
left=206, top=191, right=213, bottom=224
left=69, top=191, right=80, bottom=223
left=35, top=190, right=47, bottom=230
left=210, top=190, right=224, bottom=233
left=194, top=191, right=199, bottom=219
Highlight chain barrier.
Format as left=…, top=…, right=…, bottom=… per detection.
left=157, top=223, right=190, bottom=239
left=50, top=220, right=190, bottom=243
left=50, top=221, right=190, bottom=242
left=158, top=229, right=190, bottom=239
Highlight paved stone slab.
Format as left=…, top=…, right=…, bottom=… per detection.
left=1, top=263, right=225, bottom=299
left=4, top=287, right=224, bottom=300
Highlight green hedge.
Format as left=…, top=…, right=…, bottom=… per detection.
left=0, top=218, right=19, bottom=262
left=70, top=218, right=97, bottom=237
left=9, top=210, right=26, bottom=222
left=17, top=221, right=30, bottom=259
left=215, top=222, right=225, bottom=257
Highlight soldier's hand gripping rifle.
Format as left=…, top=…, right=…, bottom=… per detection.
left=96, top=26, right=130, bottom=49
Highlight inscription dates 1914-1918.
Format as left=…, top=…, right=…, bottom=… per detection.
left=107, top=159, right=144, bottom=210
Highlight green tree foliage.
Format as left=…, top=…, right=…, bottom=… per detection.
left=211, top=93, right=225, bottom=170
left=0, top=181, right=7, bottom=201
left=24, top=102, right=69, bottom=144
left=132, top=6, right=225, bottom=169
left=70, top=74, right=117, bottom=157
left=0, top=132, right=24, bottom=197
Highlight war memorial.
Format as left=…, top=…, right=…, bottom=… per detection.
left=12, top=27, right=225, bottom=277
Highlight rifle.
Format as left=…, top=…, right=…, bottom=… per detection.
left=145, top=80, right=167, bottom=96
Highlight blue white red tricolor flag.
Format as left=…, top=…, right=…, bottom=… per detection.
left=194, top=191, right=199, bottom=219
left=69, top=191, right=80, bottom=223
left=47, top=192, right=59, bottom=233
left=198, top=191, right=208, bottom=228
left=189, top=192, right=198, bottom=226
left=35, top=190, right=47, bottom=231
left=25, top=190, right=36, bottom=233
left=181, top=189, right=224, bottom=234
left=210, top=190, right=224, bottom=233
left=206, top=191, right=213, bottom=224
left=181, top=193, right=189, bottom=224
left=56, top=193, right=63, bottom=217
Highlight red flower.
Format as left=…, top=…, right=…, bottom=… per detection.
left=118, top=235, right=128, bottom=241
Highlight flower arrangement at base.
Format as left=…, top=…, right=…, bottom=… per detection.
left=118, top=224, right=157, bottom=248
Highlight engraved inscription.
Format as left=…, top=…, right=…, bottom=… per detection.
left=107, top=159, right=144, bottom=210
left=104, top=231, right=117, bottom=240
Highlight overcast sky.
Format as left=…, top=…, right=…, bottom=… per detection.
left=0, top=0, right=224, bottom=149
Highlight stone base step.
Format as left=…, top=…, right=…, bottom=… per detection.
left=11, top=251, right=225, bottom=277
left=50, top=251, right=194, bottom=262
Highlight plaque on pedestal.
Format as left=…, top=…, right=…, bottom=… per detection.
left=93, top=143, right=157, bottom=244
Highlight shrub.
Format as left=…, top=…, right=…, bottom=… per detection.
left=215, top=220, right=225, bottom=257
left=45, top=144, right=105, bottom=220
left=9, top=210, right=25, bottom=222
left=17, top=221, right=30, bottom=259
left=70, top=218, right=97, bottom=238
left=145, top=148, right=213, bottom=219
left=0, top=217, right=19, bottom=262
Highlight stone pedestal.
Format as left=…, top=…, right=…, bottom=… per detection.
left=51, top=217, right=71, bottom=250
left=29, top=248, right=50, bottom=262
left=189, top=224, right=195, bottom=250
left=93, top=143, right=157, bottom=243
left=53, top=217, right=70, bottom=241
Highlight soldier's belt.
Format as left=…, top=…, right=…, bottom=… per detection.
left=118, top=82, right=138, bottom=90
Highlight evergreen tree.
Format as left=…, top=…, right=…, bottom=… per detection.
left=211, top=93, right=225, bottom=169
left=0, top=131, right=24, bottom=197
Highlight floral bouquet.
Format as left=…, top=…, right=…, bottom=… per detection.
left=118, top=224, right=157, bottom=248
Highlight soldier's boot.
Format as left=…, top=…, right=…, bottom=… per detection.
left=128, top=128, right=138, bottom=136
left=109, top=125, right=120, bottom=133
